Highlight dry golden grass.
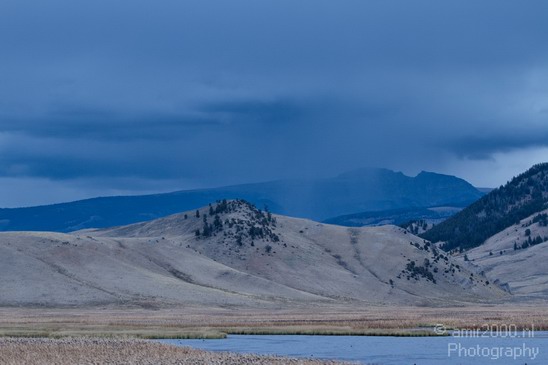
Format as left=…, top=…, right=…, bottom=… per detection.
left=1, top=304, right=547, bottom=339
left=0, top=337, right=352, bottom=365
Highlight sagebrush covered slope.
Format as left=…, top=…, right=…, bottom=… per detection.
left=0, top=200, right=504, bottom=308
left=454, top=209, right=548, bottom=298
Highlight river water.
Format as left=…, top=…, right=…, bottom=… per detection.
left=161, top=331, right=548, bottom=364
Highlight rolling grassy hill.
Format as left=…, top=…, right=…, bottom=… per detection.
left=0, top=200, right=504, bottom=308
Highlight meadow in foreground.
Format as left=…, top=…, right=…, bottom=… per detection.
left=0, top=337, right=350, bottom=365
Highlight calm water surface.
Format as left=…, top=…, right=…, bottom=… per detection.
left=161, top=332, right=548, bottom=365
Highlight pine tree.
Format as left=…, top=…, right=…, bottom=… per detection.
left=214, top=215, right=223, bottom=230
left=202, top=223, right=211, bottom=237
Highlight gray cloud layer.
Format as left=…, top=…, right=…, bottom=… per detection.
left=1, top=0, right=548, bottom=206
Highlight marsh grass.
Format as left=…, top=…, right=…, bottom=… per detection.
left=0, top=329, right=227, bottom=340
left=223, top=327, right=446, bottom=337
left=0, top=337, right=351, bottom=365
left=1, top=306, right=547, bottom=340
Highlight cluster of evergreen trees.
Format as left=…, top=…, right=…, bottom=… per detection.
left=514, top=234, right=548, bottom=250
left=532, top=213, right=548, bottom=227
left=401, top=219, right=429, bottom=235
left=402, top=259, right=436, bottom=283
left=195, top=212, right=224, bottom=237
left=421, top=163, right=548, bottom=251
left=194, top=199, right=280, bottom=246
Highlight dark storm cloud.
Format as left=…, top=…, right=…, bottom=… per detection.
left=1, top=0, right=548, bottom=205
left=199, top=99, right=306, bottom=126
left=0, top=111, right=220, bottom=140
left=449, top=129, right=548, bottom=161
left=0, top=97, right=311, bottom=145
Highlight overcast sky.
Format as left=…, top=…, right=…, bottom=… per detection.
left=1, top=1, right=547, bottom=207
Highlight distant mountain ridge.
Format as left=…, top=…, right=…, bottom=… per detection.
left=323, top=206, right=462, bottom=227
left=422, top=163, right=548, bottom=251
left=0, top=168, right=484, bottom=232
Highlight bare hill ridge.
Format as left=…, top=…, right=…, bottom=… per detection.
left=1, top=200, right=506, bottom=308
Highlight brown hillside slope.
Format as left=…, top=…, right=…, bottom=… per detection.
left=1, top=200, right=506, bottom=308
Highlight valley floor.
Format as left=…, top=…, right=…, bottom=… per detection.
left=1, top=305, right=548, bottom=339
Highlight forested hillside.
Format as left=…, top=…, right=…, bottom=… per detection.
left=422, top=163, right=548, bottom=251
